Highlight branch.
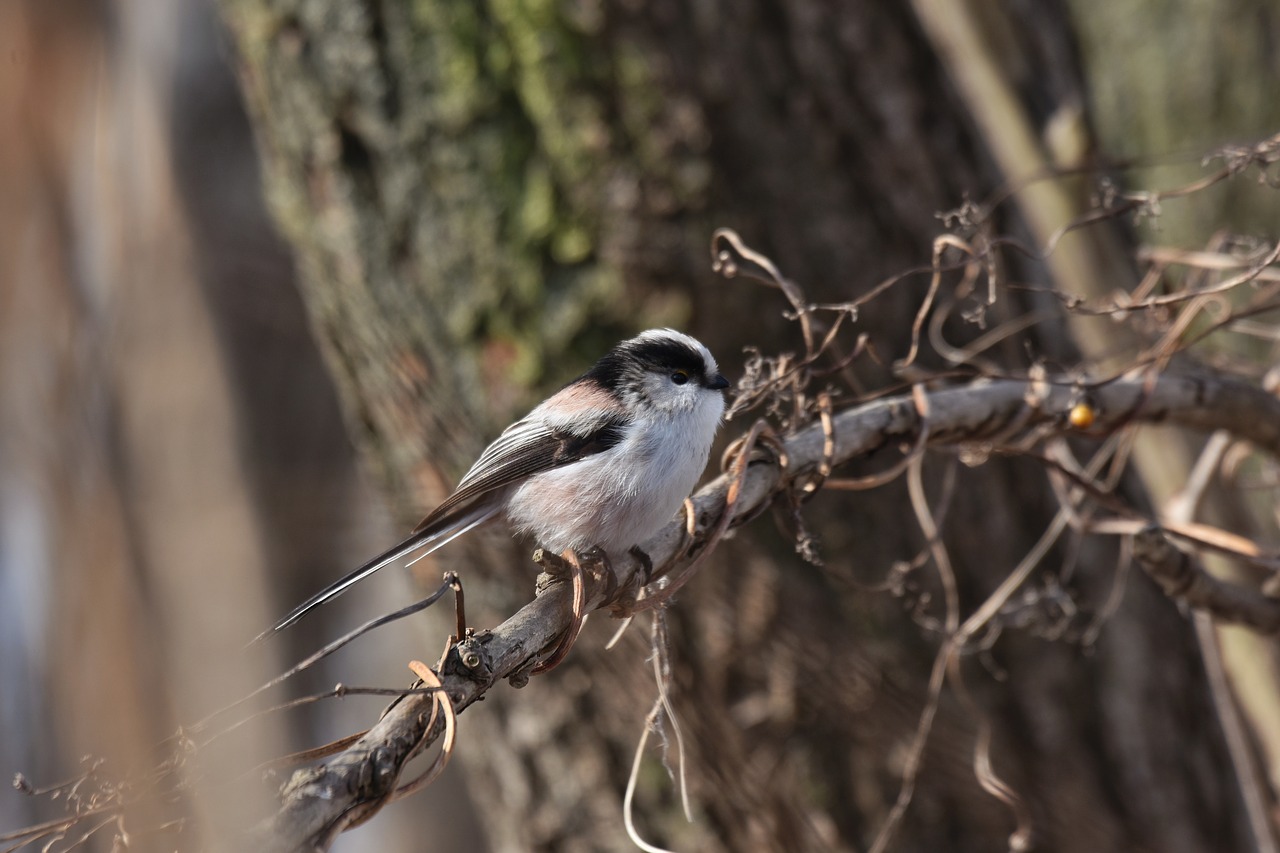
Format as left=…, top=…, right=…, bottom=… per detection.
left=252, top=371, right=1280, bottom=851
left=1133, top=526, right=1280, bottom=634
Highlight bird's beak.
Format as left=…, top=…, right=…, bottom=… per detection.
left=706, top=373, right=731, bottom=391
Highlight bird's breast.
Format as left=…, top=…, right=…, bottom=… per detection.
left=505, top=411, right=715, bottom=554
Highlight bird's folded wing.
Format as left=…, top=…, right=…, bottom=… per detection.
left=258, top=407, right=627, bottom=640
left=412, top=410, right=627, bottom=534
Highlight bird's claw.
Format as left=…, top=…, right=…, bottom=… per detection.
left=531, top=547, right=600, bottom=674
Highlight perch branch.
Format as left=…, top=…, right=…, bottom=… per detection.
left=253, top=371, right=1280, bottom=851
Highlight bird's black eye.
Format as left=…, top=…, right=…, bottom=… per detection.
left=671, top=371, right=689, bottom=385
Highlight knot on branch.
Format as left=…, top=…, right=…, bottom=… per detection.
left=1134, top=526, right=1280, bottom=634
left=1133, top=525, right=1196, bottom=597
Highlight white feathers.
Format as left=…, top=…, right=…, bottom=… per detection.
left=505, top=389, right=724, bottom=552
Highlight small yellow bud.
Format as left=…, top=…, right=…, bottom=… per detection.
left=1068, top=403, right=1096, bottom=429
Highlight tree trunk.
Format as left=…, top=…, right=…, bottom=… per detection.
left=215, top=1, right=1277, bottom=851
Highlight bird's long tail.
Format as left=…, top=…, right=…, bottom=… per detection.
left=256, top=506, right=498, bottom=641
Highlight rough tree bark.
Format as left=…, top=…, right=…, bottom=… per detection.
left=216, top=1, right=1276, bottom=851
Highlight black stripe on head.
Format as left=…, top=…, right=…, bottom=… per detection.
left=585, top=333, right=709, bottom=391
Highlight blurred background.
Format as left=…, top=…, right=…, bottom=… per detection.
left=2, top=1, right=1279, bottom=851
left=0, top=0, right=451, bottom=848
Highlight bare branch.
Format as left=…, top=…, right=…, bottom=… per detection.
left=252, top=370, right=1280, bottom=850
left=1132, top=526, right=1280, bottom=634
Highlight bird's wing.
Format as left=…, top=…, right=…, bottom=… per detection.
left=258, top=408, right=626, bottom=640
left=411, top=409, right=627, bottom=535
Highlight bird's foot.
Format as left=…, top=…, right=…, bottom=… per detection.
left=628, top=546, right=654, bottom=585
left=532, top=547, right=604, bottom=673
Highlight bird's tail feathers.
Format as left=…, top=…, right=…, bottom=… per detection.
left=256, top=506, right=497, bottom=641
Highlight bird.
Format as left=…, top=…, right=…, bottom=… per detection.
left=260, top=328, right=730, bottom=640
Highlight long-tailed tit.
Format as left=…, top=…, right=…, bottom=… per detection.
left=261, top=328, right=730, bottom=638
